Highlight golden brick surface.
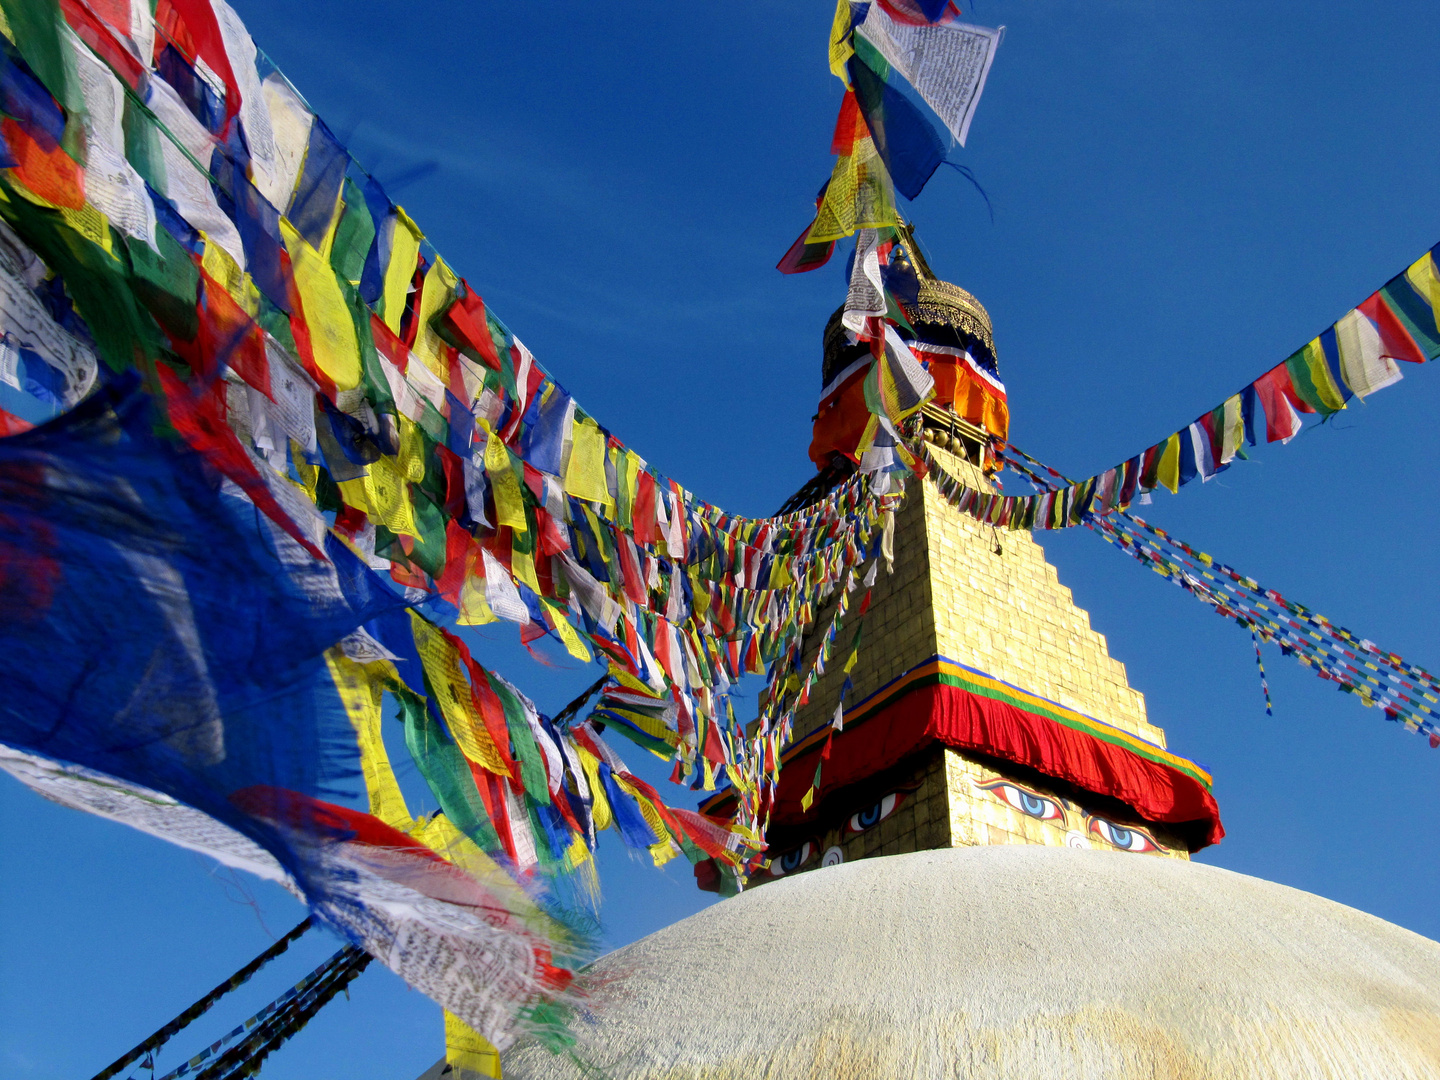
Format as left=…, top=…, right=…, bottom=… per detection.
left=750, top=441, right=1193, bottom=889
left=791, top=444, right=1164, bottom=749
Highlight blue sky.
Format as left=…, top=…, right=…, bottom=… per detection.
left=5, top=2, right=1440, bottom=1077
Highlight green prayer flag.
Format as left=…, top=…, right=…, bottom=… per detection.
left=489, top=678, right=550, bottom=807
left=340, top=278, right=395, bottom=418
left=122, top=96, right=167, bottom=198
left=407, top=485, right=448, bottom=576
left=126, top=227, right=200, bottom=342
left=396, top=691, right=502, bottom=853
left=330, top=179, right=376, bottom=286
left=0, top=0, right=85, bottom=159
left=0, top=177, right=163, bottom=371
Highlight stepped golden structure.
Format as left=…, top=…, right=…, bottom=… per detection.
left=704, top=234, right=1221, bottom=884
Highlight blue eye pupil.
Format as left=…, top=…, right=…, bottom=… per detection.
left=1110, top=827, right=1133, bottom=848
left=781, top=849, right=804, bottom=870
left=858, top=804, right=881, bottom=828
left=1020, top=793, right=1046, bottom=817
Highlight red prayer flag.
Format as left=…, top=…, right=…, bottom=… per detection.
left=1252, top=364, right=1306, bottom=442
left=831, top=90, right=864, bottom=155
left=1358, top=293, right=1427, bottom=364
left=154, top=0, right=242, bottom=126
left=2, top=119, right=84, bottom=209
left=370, top=312, right=409, bottom=374
left=634, top=471, right=658, bottom=546
left=190, top=271, right=271, bottom=398
left=441, top=285, right=501, bottom=370
left=447, top=628, right=520, bottom=778
left=59, top=0, right=145, bottom=88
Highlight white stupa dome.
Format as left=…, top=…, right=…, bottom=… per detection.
left=501, top=845, right=1440, bottom=1079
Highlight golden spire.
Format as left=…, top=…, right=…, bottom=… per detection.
left=894, top=221, right=996, bottom=360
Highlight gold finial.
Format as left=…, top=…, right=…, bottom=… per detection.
left=894, top=221, right=996, bottom=360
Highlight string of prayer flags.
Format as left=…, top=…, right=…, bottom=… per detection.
left=1251, top=627, right=1274, bottom=718
left=137, top=945, right=363, bottom=1080
left=0, top=0, right=897, bottom=857
left=147, top=947, right=375, bottom=1080
left=0, top=0, right=916, bottom=1047
left=92, top=918, right=315, bottom=1080
left=797, top=559, right=877, bottom=813
left=957, top=446, right=1440, bottom=746
left=1090, top=510, right=1440, bottom=746
left=0, top=381, right=594, bottom=1047
left=787, top=0, right=1001, bottom=256
left=916, top=242, right=1440, bottom=531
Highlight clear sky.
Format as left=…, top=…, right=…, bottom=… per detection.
left=5, top=2, right=1440, bottom=1078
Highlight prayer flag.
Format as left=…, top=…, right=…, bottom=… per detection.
left=847, top=47, right=945, bottom=201
left=854, top=4, right=1002, bottom=147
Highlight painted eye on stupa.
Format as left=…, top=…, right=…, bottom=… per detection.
left=1089, top=819, right=1160, bottom=853
left=845, top=792, right=904, bottom=835
left=978, top=780, right=1063, bottom=821
left=768, top=841, right=814, bottom=877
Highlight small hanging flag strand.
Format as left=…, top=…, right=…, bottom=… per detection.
left=138, top=946, right=362, bottom=1080
left=1250, top=625, right=1274, bottom=717
left=91, top=917, right=314, bottom=1080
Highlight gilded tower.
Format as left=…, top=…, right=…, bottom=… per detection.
left=703, top=233, right=1221, bottom=885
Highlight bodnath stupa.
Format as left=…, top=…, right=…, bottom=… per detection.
left=437, top=236, right=1440, bottom=1079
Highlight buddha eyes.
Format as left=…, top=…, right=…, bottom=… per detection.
left=846, top=792, right=903, bottom=835
left=767, top=841, right=813, bottom=876
left=980, top=780, right=1063, bottom=821
left=1090, top=819, right=1160, bottom=853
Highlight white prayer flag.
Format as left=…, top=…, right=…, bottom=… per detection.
left=856, top=8, right=1003, bottom=148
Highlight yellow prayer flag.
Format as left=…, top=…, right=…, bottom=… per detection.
left=828, top=0, right=855, bottom=82
left=807, top=137, right=897, bottom=243
left=458, top=571, right=497, bottom=626
left=382, top=208, right=423, bottom=334
left=410, top=257, right=459, bottom=381
left=443, top=1013, right=502, bottom=1079
left=1220, top=394, right=1244, bottom=465
left=396, top=416, right=429, bottom=482
left=293, top=456, right=321, bottom=501
left=575, top=747, right=614, bottom=832
left=485, top=432, right=528, bottom=533
left=200, top=239, right=249, bottom=307
left=280, top=219, right=361, bottom=390
left=618, top=448, right=642, bottom=530
left=60, top=203, right=113, bottom=255
left=541, top=597, right=591, bottom=662
left=769, top=558, right=792, bottom=591
left=325, top=650, right=413, bottom=832
left=1299, top=338, right=1348, bottom=412
left=605, top=659, right=657, bottom=697
left=409, top=612, right=510, bottom=775
left=335, top=474, right=371, bottom=515
left=800, top=786, right=816, bottom=812
left=564, top=416, right=613, bottom=507
left=1157, top=433, right=1181, bottom=493
left=363, top=456, right=418, bottom=538
left=1406, top=252, right=1440, bottom=341
left=510, top=543, right=542, bottom=596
